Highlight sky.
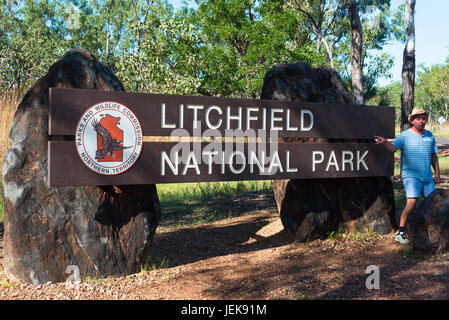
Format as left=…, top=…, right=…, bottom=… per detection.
left=379, top=0, right=449, bottom=86
left=169, top=0, right=449, bottom=88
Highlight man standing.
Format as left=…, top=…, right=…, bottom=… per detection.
left=375, top=107, right=440, bottom=244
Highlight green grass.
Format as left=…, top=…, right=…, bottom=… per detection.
left=158, top=180, right=272, bottom=203
left=326, top=229, right=345, bottom=241
left=394, top=160, right=401, bottom=176
left=156, top=180, right=273, bottom=227
left=203, top=287, right=219, bottom=294
left=393, top=186, right=407, bottom=214
left=140, top=255, right=170, bottom=272
left=438, top=157, right=449, bottom=175
left=326, top=229, right=379, bottom=242
left=0, top=278, right=18, bottom=289
left=398, top=244, right=432, bottom=259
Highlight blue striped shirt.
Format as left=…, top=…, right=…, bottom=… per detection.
left=392, top=129, right=438, bottom=182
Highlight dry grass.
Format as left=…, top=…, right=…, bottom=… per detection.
left=0, top=96, right=18, bottom=161
left=395, top=122, right=449, bottom=137
left=430, top=123, right=449, bottom=137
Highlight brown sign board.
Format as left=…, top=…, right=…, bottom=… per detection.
left=48, top=141, right=394, bottom=187
left=49, top=88, right=395, bottom=139
left=48, top=88, right=395, bottom=187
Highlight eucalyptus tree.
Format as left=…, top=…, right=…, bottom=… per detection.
left=400, top=0, right=415, bottom=131
left=285, top=0, right=402, bottom=103
left=285, top=0, right=347, bottom=69
left=347, top=0, right=363, bottom=104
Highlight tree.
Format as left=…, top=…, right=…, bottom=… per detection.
left=287, top=0, right=402, bottom=104
left=0, top=0, right=66, bottom=99
left=192, top=0, right=324, bottom=98
left=401, top=0, right=416, bottom=132
left=0, top=0, right=406, bottom=104
left=0, top=0, right=133, bottom=99
left=347, top=0, right=363, bottom=104
left=87, top=0, right=133, bottom=71
left=116, top=2, right=204, bottom=94
left=286, top=0, right=346, bottom=69
left=415, top=62, right=449, bottom=123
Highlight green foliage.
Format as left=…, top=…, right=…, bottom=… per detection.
left=367, top=80, right=402, bottom=123
left=0, top=0, right=326, bottom=100
left=117, top=4, right=203, bottom=94
left=415, top=62, right=449, bottom=122
left=192, top=0, right=324, bottom=98
left=287, top=0, right=403, bottom=97
left=0, top=0, right=410, bottom=104
left=0, top=0, right=65, bottom=97
left=340, top=0, right=401, bottom=98
left=373, top=58, right=449, bottom=126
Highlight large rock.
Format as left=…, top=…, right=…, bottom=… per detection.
left=2, top=49, right=161, bottom=284
left=263, top=63, right=396, bottom=241
left=406, top=189, right=449, bottom=253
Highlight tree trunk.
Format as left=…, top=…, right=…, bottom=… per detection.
left=347, top=0, right=364, bottom=105
left=401, top=0, right=416, bottom=132
left=321, top=37, right=335, bottom=69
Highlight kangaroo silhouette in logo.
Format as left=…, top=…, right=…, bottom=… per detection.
left=92, top=114, right=132, bottom=161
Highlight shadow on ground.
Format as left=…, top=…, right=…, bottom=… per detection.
left=150, top=187, right=449, bottom=299
left=151, top=209, right=292, bottom=268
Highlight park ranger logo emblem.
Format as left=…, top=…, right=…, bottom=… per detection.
left=75, top=102, right=143, bottom=175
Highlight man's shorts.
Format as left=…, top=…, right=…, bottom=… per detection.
left=403, top=177, right=435, bottom=198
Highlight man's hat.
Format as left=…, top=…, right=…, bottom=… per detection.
left=408, top=107, right=428, bottom=123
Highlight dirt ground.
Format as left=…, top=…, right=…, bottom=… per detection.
left=1, top=148, right=449, bottom=300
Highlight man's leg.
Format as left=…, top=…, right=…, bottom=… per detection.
left=397, top=178, right=421, bottom=244
left=395, top=198, right=417, bottom=244
left=399, top=197, right=418, bottom=228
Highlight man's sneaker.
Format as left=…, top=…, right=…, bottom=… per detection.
left=395, top=231, right=410, bottom=244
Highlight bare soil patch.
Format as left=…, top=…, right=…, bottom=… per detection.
left=1, top=147, right=449, bottom=300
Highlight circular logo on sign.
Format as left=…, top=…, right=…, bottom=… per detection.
left=75, top=101, right=143, bottom=175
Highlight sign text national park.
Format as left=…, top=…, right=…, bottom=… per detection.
left=48, top=88, right=394, bottom=187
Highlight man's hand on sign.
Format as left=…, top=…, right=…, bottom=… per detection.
left=374, top=136, right=386, bottom=145
left=374, top=136, right=397, bottom=153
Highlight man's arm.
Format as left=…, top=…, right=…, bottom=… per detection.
left=432, top=153, right=440, bottom=184
left=374, top=136, right=398, bottom=153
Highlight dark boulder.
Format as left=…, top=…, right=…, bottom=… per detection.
left=263, top=63, right=396, bottom=241
left=406, top=189, right=449, bottom=253
left=2, top=49, right=161, bottom=284
left=261, top=63, right=353, bottom=105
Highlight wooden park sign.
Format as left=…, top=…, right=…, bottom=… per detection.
left=48, top=88, right=394, bottom=187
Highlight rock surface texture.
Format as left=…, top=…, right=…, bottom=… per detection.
left=262, top=63, right=396, bottom=241
left=2, top=49, right=160, bottom=284
left=406, top=189, right=449, bottom=253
